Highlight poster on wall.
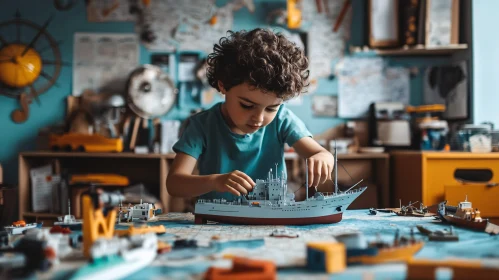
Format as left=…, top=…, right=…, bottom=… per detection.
left=72, top=33, right=139, bottom=96
left=137, top=0, right=254, bottom=53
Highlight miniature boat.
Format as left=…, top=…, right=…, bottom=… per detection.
left=127, top=200, right=161, bottom=222
left=54, top=200, right=82, bottom=230
left=368, top=208, right=377, bottom=215
left=437, top=197, right=489, bottom=231
left=194, top=147, right=367, bottom=225
left=4, top=220, right=43, bottom=235
left=394, top=201, right=435, bottom=217
left=336, top=230, right=424, bottom=265
left=269, top=228, right=300, bottom=238
left=417, top=225, right=459, bottom=241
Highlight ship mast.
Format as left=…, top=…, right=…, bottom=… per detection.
left=305, top=158, right=308, bottom=201
left=334, top=140, right=338, bottom=195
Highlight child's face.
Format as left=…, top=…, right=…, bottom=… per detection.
left=220, top=82, right=283, bottom=135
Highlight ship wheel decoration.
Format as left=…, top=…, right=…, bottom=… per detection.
left=0, top=11, right=64, bottom=123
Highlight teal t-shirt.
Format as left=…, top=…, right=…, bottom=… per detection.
left=172, top=102, right=312, bottom=201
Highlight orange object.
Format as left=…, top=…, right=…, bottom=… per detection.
left=204, top=257, right=276, bottom=280
left=348, top=241, right=424, bottom=264
left=0, top=44, right=42, bottom=87
left=70, top=174, right=129, bottom=186
left=50, top=225, right=72, bottom=234
left=49, top=133, right=123, bottom=152
left=287, top=0, right=301, bottom=29
left=115, top=225, right=166, bottom=237
left=209, top=15, right=218, bottom=25
left=307, top=242, right=346, bottom=273
left=407, top=258, right=499, bottom=280
left=13, top=220, right=26, bottom=227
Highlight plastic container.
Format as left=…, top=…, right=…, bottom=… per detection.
left=457, top=125, right=492, bottom=153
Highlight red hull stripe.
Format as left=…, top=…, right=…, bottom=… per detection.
left=195, top=213, right=343, bottom=225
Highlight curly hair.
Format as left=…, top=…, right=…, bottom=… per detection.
left=206, top=28, right=309, bottom=100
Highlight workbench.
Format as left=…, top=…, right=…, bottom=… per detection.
left=37, top=210, right=499, bottom=280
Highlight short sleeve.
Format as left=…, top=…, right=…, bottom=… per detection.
left=172, top=117, right=205, bottom=159
left=277, top=107, right=313, bottom=146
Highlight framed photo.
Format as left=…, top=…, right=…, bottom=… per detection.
left=312, top=95, right=337, bottom=117
left=368, top=0, right=399, bottom=48
left=426, top=0, right=460, bottom=47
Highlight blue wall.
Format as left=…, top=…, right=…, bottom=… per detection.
left=0, top=0, right=460, bottom=184
left=472, top=0, right=499, bottom=127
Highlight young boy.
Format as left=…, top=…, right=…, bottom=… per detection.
left=167, top=28, right=334, bottom=201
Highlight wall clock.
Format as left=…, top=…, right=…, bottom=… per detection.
left=0, top=12, right=63, bottom=123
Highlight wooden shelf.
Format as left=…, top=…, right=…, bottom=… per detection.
left=350, top=44, right=468, bottom=56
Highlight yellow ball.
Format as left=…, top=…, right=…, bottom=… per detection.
left=0, top=44, right=42, bottom=88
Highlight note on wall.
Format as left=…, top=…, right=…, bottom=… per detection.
left=301, top=0, right=351, bottom=80
left=73, top=33, right=139, bottom=96
left=337, top=58, right=410, bottom=118
left=86, top=0, right=136, bottom=22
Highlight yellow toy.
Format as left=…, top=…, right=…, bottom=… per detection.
left=306, top=242, right=346, bottom=274
left=49, top=133, right=123, bottom=152
left=70, top=174, right=129, bottom=186
left=82, top=189, right=124, bottom=258
left=115, top=225, right=166, bottom=237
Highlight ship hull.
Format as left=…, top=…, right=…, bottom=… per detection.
left=195, top=212, right=342, bottom=225
left=444, top=215, right=488, bottom=230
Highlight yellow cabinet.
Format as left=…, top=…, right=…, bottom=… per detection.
left=391, top=151, right=499, bottom=208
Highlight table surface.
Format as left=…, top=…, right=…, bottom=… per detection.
left=39, top=210, right=499, bottom=280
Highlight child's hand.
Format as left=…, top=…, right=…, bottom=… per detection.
left=213, top=170, right=256, bottom=196
left=307, top=153, right=334, bottom=188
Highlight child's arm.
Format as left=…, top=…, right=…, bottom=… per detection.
left=166, top=153, right=255, bottom=198
left=292, top=137, right=334, bottom=188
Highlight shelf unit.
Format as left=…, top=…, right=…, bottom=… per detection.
left=350, top=44, right=468, bottom=56
left=18, top=151, right=390, bottom=224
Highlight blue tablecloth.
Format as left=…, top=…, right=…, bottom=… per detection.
left=47, top=210, right=499, bottom=280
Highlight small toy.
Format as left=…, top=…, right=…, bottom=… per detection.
left=204, top=257, right=276, bottom=280
left=416, top=225, right=458, bottom=242
left=436, top=196, right=498, bottom=232
left=173, top=239, right=198, bottom=250
left=114, top=225, right=166, bottom=237
left=4, top=221, right=42, bottom=235
left=269, top=228, right=299, bottom=238
left=49, top=226, right=72, bottom=235
left=127, top=200, right=161, bottom=222
left=306, top=242, right=346, bottom=274
left=54, top=199, right=82, bottom=230
left=368, top=208, right=377, bottom=215
left=49, top=133, right=123, bottom=152
left=336, top=230, right=424, bottom=265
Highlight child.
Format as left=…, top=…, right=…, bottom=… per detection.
left=167, top=28, right=334, bottom=201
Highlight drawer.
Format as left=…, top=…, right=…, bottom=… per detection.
left=424, top=158, right=499, bottom=206
left=445, top=184, right=499, bottom=218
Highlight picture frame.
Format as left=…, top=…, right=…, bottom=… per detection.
left=425, top=0, right=460, bottom=47
left=368, top=0, right=399, bottom=48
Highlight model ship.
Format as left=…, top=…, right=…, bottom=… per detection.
left=194, top=147, right=367, bottom=225
left=336, top=230, right=424, bottom=265
left=436, top=196, right=489, bottom=231
left=54, top=200, right=82, bottom=230
left=394, top=201, right=435, bottom=217
left=4, top=220, right=43, bottom=235
left=416, top=225, right=458, bottom=241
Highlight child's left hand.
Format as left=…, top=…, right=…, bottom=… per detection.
left=306, top=152, right=334, bottom=188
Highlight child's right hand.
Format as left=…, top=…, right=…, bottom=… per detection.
left=213, top=170, right=256, bottom=196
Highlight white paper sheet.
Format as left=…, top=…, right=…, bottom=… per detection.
left=73, top=33, right=139, bottom=96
